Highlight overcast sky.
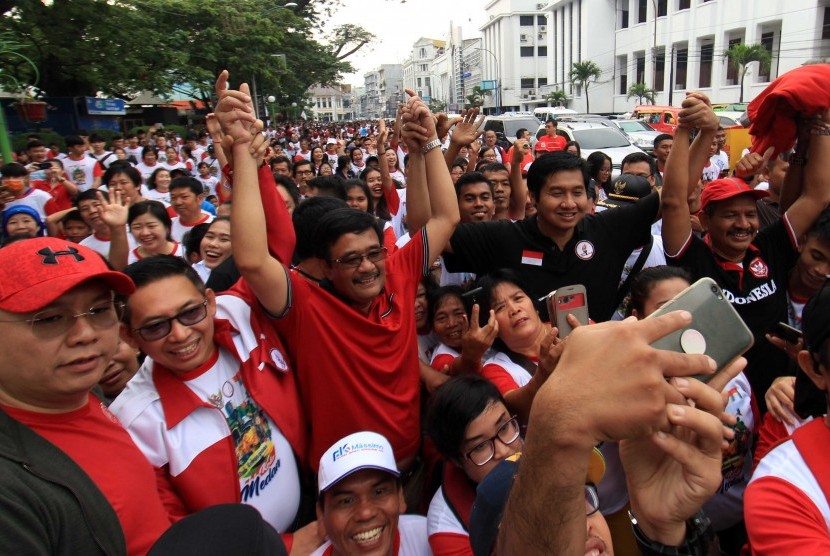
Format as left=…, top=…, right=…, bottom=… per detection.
left=324, top=0, right=489, bottom=87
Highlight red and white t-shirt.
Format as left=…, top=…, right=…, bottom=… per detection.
left=3, top=396, right=171, bottom=555
left=170, top=212, right=214, bottom=243
left=481, top=351, right=533, bottom=395
left=746, top=419, right=830, bottom=552
left=428, top=485, right=474, bottom=556
left=128, top=242, right=182, bottom=265
left=81, top=231, right=137, bottom=259
left=63, top=155, right=103, bottom=192
left=311, top=515, right=429, bottom=556
left=430, top=343, right=460, bottom=373
left=5, top=189, right=59, bottom=220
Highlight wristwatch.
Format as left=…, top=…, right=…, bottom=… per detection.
left=422, top=138, right=441, bottom=154
left=628, top=510, right=714, bottom=555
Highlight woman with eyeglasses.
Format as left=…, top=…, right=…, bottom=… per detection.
left=426, top=374, right=523, bottom=556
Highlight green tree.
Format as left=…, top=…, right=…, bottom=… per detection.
left=466, top=85, right=488, bottom=108
left=626, top=83, right=656, bottom=105
left=569, top=61, right=602, bottom=113
left=428, top=98, right=447, bottom=113
left=544, top=90, right=568, bottom=107
left=723, top=43, right=772, bottom=103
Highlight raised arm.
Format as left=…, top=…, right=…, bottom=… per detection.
left=100, top=190, right=130, bottom=271
left=376, top=119, right=401, bottom=217
left=509, top=138, right=530, bottom=220
left=216, top=74, right=290, bottom=316
left=784, top=109, right=830, bottom=238
left=400, top=93, right=460, bottom=264
left=443, top=108, right=484, bottom=171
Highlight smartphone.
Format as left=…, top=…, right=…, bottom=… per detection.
left=545, top=285, right=589, bottom=338
left=462, top=287, right=484, bottom=307
left=36, top=161, right=53, bottom=170
left=647, top=277, right=754, bottom=381
left=772, top=321, right=803, bottom=344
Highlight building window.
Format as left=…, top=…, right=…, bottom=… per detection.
left=638, top=0, right=647, bottom=23
left=759, top=32, right=774, bottom=82
left=620, top=0, right=629, bottom=29
left=420, top=48, right=426, bottom=57
left=636, top=52, right=646, bottom=84
left=520, top=15, right=534, bottom=26
left=425, top=77, right=430, bottom=87
left=538, top=46, right=548, bottom=57
left=675, top=46, right=688, bottom=90
left=678, top=0, right=690, bottom=9
left=824, top=7, right=830, bottom=40
left=657, top=0, right=667, bottom=16
left=520, top=46, right=534, bottom=57
left=521, top=78, right=535, bottom=89
left=538, top=77, right=548, bottom=87
left=698, top=40, right=713, bottom=88
left=537, top=15, right=546, bottom=24
left=417, top=78, right=422, bottom=87
left=725, top=36, right=742, bottom=85
left=618, top=54, right=628, bottom=95
left=654, top=49, right=665, bottom=91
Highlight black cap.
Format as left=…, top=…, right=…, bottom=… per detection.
left=597, top=173, right=652, bottom=209
left=148, top=504, right=288, bottom=556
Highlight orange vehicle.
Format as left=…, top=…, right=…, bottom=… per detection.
left=630, top=105, right=681, bottom=135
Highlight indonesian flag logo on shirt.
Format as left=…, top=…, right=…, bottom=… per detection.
left=521, top=250, right=544, bottom=266
left=748, top=257, right=769, bottom=279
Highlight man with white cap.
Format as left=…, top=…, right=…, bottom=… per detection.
left=315, top=431, right=430, bottom=556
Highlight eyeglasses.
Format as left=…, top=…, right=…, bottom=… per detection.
left=296, top=169, right=315, bottom=176
left=464, top=416, right=521, bottom=466
left=132, top=300, right=208, bottom=342
left=585, top=485, right=600, bottom=516
left=331, top=246, right=388, bottom=269
left=0, top=299, right=122, bottom=339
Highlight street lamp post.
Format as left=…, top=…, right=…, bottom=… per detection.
left=474, top=47, right=501, bottom=115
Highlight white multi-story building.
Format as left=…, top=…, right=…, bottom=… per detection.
left=363, top=64, right=404, bottom=118
left=482, top=0, right=830, bottom=114
left=430, top=25, right=482, bottom=113
left=308, top=84, right=354, bottom=122
left=481, top=0, right=551, bottom=114
left=608, top=0, right=830, bottom=112
left=403, top=38, right=446, bottom=101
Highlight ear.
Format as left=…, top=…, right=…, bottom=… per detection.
left=798, top=350, right=828, bottom=391
left=205, top=288, right=217, bottom=318
left=120, top=321, right=140, bottom=350
left=698, top=211, right=710, bottom=231
left=315, top=499, right=325, bottom=523
left=397, top=483, right=407, bottom=515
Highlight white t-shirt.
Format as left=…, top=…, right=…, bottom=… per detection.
left=135, top=162, right=161, bottom=184
left=5, top=189, right=55, bottom=220
left=124, top=146, right=144, bottom=162
left=311, top=515, right=429, bottom=556
left=63, top=155, right=102, bottom=193
left=91, top=150, right=118, bottom=169
left=145, top=188, right=171, bottom=204
left=184, top=348, right=301, bottom=531
left=80, top=231, right=137, bottom=259
left=196, top=175, right=220, bottom=197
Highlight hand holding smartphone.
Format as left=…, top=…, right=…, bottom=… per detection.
left=646, top=277, right=753, bottom=381
left=545, top=285, right=589, bottom=338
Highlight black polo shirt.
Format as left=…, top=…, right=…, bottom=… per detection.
left=667, top=217, right=798, bottom=414
left=444, top=192, right=660, bottom=322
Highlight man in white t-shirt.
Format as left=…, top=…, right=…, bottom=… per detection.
left=63, top=135, right=103, bottom=192
left=169, top=177, right=213, bottom=241
left=710, top=126, right=729, bottom=178
left=89, top=134, right=117, bottom=170
left=314, top=431, right=430, bottom=556
left=111, top=256, right=309, bottom=534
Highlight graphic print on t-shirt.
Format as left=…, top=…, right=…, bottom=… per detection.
left=205, top=372, right=283, bottom=495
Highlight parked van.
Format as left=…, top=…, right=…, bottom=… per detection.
left=630, top=105, right=680, bottom=135
left=533, top=106, right=578, bottom=121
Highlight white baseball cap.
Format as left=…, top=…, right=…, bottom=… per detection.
left=318, top=431, right=400, bottom=493
left=326, top=137, right=338, bottom=145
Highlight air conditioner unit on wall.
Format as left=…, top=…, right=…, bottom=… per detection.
left=536, top=3, right=546, bottom=9
left=538, top=33, right=544, bottom=40
left=520, top=34, right=528, bottom=42
left=528, top=90, right=535, bottom=95
left=540, top=25, right=547, bottom=32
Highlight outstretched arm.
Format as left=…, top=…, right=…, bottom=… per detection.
left=784, top=109, right=830, bottom=238
left=100, top=190, right=130, bottom=270
left=216, top=73, right=290, bottom=316
left=509, top=138, right=530, bottom=220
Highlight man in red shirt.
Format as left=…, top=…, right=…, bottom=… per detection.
left=0, top=237, right=171, bottom=554
left=222, top=80, right=460, bottom=473
left=535, top=119, right=567, bottom=154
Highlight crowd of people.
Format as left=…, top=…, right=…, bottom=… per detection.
left=2, top=63, right=830, bottom=555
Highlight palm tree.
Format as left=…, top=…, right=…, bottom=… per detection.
left=569, top=61, right=602, bottom=113
left=544, top=90, right=569, bottom=107
left=466, top=85, right=488, bottom=108
left=723, top=43, right=772, bottom=103
left=626, top=82, right=656, bottom=105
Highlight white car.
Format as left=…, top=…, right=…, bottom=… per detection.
left=536, top=120, right=645, bottom=178
left=612, top=119, right=662, bottom=154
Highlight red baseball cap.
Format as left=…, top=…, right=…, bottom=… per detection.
left=700, top=177, right=769, bottom=211
left=0, top=238, right=135, bottom=313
